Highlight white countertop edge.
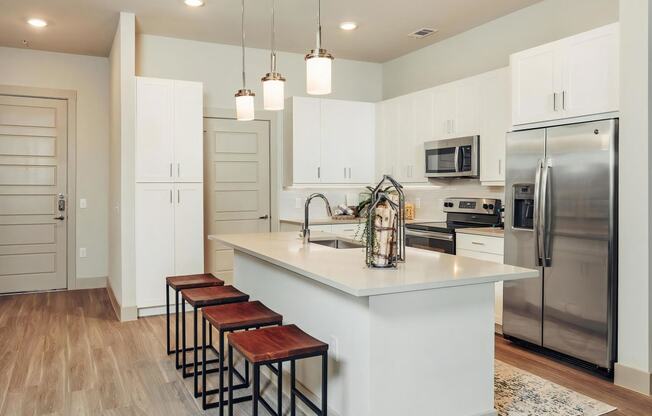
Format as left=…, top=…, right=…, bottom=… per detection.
left=209, top=235, right=537, bottom=297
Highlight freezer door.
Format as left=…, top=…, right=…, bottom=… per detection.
left=542, top=119, right=616, bottom=368
left=503, top=128, right=545, bottom=345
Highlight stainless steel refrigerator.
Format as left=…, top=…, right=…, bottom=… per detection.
left=503, top=118, right=618, bottom=372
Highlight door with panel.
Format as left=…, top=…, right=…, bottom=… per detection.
left=136, top=78, right=175, bottom=181
left=510, top=43, right=560, bottom=125
left=320, top=99, right=351, bottom=184
left=135, top=183, right=174, bottom=307
left=346, top=101, right=375, bottom=184
left=288, top=97, right=321, bottom=183
left=432, top=85, right=456, bottom=140
left=204, top=118, right=270, bottom=283
left=174, top=182, right=204, bottom=277
left=173, top=80, right=204, bottom=182
left=411, top=89, right=433, bottom=183
left=396, top=95, right=416, bottom=182
left=0, top=95, right=68, bottom=293
left=560, top=24, right=619, bottom=119
left=479, top=68, right=510, bottom=184
left=454, top=79, right=480, bottom=137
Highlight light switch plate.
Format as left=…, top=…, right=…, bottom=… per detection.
left=80, top=198, right=87, bottom=209
left=79, top=247, right=87, bottom=258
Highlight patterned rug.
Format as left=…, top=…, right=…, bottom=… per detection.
left=495, top=361, right=616, bottom=416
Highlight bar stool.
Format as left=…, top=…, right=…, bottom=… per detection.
left=180, top=285, right=249, bottom=397
left=227, top=324, right=328, bottom=416
left=165, top=273, right=224, bottom=368
left=201, top=301, right=284, bottom=413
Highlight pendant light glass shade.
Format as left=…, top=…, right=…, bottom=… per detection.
left=262, top=73, right=286, bottom=110
left=262, top=0, right=285, bottom=110
left=305, top=0, right=334, bottom=96
left=306, top=50, right=333, bottom=95
left=235, top=89, right=255, bottom=121
left=235, top=0, right=254, bottom=121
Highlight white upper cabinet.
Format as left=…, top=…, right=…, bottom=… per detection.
left=511, top=23, right=619, bottom=126
left=285, top=97, right=322, bottom=184
left=173, top=80, right=204, bottom=182
left=432, top=78, right=480, bottom=140
left=136, top=77, right=203, bottom=182
left=479, top=68, right=511, bottom=185
left=561, top=24, right=619, bottom=119
left=284, top=97, right=375, bottom=186
left=136, top=78, right=175, bottom=182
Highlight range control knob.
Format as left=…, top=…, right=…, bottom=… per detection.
left=488, top=204, right=495, bottom=210
left=482, top=203, right=489, bottom=209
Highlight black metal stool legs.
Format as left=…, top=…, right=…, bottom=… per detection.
left=166, top=283, right=171, bottom=355
left=290, top=359, right=296, bottom=416
left=175, top=289, right=181, bottom=368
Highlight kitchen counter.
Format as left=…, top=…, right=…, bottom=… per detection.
left=210, top=231, right=532, bottom=297
left=207, top=231, right=537, bottom=416
left=456, top=227, right=505, bottom=238
left=280, top=217, right=442, bottom=226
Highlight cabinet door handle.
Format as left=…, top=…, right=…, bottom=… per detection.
left=451, top=120, right=455, bottom=134
left=169, top=189, right=173, bottom=204
left=177, top=163, right=180, bottom=178
left=498, top=159, right=502, bottom=175
left=562, top=90, right=566, bottom=110
left=177, top=189, right=180, bottom=204
left=348, top=167, right=352, bottom=178
left=317, top=167, right=321, bottom=179
left=169, top=163, right=173, bottom=177
left=344, top=167, right=347, bottom=179
left=553, top=92, right=558, bottom=111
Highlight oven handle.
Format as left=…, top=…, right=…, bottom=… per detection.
left=405, top=229, right=454, bottom=241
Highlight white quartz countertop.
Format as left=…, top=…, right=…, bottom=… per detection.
left=209, top=232, right=537, bottom=297
left=280, top=217, right=442, bottom=226
left=456, top=227, right=505, bottom=238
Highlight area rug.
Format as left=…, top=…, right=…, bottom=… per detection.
left=495, top=360, right=616, bottom=416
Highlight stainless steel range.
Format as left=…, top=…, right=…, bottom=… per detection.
left=405, top=197, right=502, bottom=254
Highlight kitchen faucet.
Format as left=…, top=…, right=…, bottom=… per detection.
left=301, top=193, right=333, bottom=242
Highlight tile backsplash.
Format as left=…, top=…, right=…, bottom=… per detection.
left=279, top=179, right=504, bottom=221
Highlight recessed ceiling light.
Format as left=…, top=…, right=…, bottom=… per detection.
left=339, top=22, right=358, bottom=31
left=27, top=18, right=48, bottom=28
left=184, top=0, right=204, bottom=7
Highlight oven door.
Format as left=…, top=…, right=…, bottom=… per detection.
left=405, top=229, right=455, bottom=254
left=425, top=146, right=458, bottom=176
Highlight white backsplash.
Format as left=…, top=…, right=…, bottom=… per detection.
left=279, top=179, right=504, bottom=221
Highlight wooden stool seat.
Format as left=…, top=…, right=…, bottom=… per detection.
left=166, top=273, right=224, bottom=290
left=203, top=301, right=283, bottom=332
left=181, top=285, right=249, bottom=307
left=228, top=324, right=328, bottom=364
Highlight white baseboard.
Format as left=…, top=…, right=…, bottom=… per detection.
left=106, top=281, right=137, bottom=322
left=614, top=362, right=652, bottom=396
left=137, top=302, right=193, bottom=318
left=74, top=276, right=107, bottom=290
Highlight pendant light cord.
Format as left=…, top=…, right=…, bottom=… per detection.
left=241, top=0, right=246, bottom=89
left=316, top=0, right=322, bottom=51
left=270, top=0, right=277, bottom=72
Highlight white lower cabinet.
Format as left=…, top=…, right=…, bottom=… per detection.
left=456, top=233, right=505, bottom=326
left=136, top=182, right=204, bottom=308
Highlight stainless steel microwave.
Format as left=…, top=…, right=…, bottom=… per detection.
left=424, top=136, right=479, bottom=178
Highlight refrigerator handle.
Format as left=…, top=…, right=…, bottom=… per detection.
left=541, top=159, right=553, bottom=266
left=533, top=159, right=544, bottom=266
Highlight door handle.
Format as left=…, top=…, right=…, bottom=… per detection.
left=533, top=159, right=543, bottom=266
left=53, top=215, right=65, bottom=221
left=541, top=159, right=552, bottom=266
left=258, top=215, right=269, bottom=220
left=169, top=163, right=173, bottom=177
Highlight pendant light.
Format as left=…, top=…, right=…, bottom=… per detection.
left=235, top=0, right=255, bottom=121
left=305, top=0, right=334, bottom=95
left=261, top=0, right=286, bottom=110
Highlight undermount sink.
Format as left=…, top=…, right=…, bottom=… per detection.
left=310, top=238, right=364, bottom=249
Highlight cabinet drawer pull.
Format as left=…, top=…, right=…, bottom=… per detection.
left=471, top=241, right=485, bottom=246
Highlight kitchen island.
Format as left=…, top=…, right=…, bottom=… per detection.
left=208, top=232, right=537, bottom=416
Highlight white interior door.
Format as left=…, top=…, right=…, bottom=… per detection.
left=0, top=95, right=68, bottom=293
left=204, top=118, right=270, bottom=283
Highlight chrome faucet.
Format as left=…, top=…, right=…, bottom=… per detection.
left=301, top=193, right=333, bottom=242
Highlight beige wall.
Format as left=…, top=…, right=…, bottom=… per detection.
left=616, top=0, right=652, bottom=395
left=0, top=46, right=109, bottom=283
left=109, top=12, right=137, bottom=316
left=382, top=0, right=619, bottom=99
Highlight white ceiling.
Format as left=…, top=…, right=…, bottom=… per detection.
left=0, top=0, right=542, bottom=62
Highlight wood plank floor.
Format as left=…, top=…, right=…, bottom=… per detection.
left=0, top=288, right=650, bottom=415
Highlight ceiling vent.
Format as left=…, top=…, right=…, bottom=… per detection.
left=408, top=28, right=438, bottom=39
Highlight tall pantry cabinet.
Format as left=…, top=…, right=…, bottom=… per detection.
left=135, top=77, right=205, bottom=309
